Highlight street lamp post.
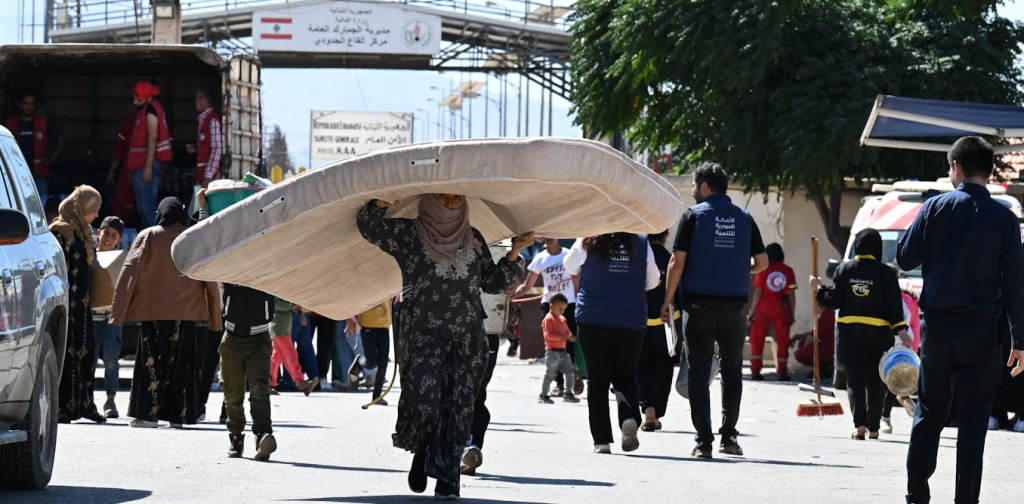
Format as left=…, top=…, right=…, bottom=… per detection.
left=429, top=85, right=445, bottom=140
left=412, top=117, right=425, bottom=143
left=416, top=108, right=431, bottom=142
left=427, top=97, right=445, bottom=140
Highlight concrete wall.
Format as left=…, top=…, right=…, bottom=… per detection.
left=662, top=174, right=784, bottom=247
left=782, top=188, right=872, bottom=335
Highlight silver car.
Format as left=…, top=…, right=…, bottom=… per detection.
left=0, top=126, right=68, bottom=490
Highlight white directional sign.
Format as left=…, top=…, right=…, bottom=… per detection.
left=310, top=110, right=413, bottom=161
left=253, top=2, right=441, bottom=56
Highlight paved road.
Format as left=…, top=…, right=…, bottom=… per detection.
left=1, top=353, right=1019, bottom=503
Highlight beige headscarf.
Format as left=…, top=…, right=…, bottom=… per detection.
left=413, top=194, right=481, bottom=264
left=49, top=185, right=101, bottom=263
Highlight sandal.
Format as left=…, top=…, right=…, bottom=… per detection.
left=868, top=431, right=880, bottom=440
left=851, top=429, right=866, bottom=440
left=130, top=418, right=159, bottom=428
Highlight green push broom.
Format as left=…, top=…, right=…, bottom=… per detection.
left=797, top=237, right=845, bottom=417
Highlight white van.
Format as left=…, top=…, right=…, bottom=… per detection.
left=842, top=179, right=1022, bottom=296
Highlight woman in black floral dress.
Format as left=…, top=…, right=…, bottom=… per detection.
left=358, top=194, right=531, bottom=499
left=50, top=185, right=107, bottom=423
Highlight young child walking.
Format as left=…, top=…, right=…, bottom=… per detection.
left=539, top=293, right=580, bottom=404
left=198, top=189, right=278, bottom=460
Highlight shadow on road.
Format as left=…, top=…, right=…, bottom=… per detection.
left=272, top=422, right=329, bottom=430
left=474, top=473, right=614, bottom=487
left=288, top=495, right=548, bottom=503
left=485, top=427, right=557, bottom=434
left=488, top=422, right=543, bottom=427
left=624, top=453, right=861, bottom=469
left=265, top=460, right=405, bottom=473
left=0, top=486, right=151, bottom=503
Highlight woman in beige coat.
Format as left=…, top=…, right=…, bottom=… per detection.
left=110, top=197, right=222, bottom=428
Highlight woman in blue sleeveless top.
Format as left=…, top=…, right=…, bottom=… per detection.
left=564, top=232, right=660, bottom=454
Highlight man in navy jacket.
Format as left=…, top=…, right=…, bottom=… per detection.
left=898, top=136, right=1024, bottom=504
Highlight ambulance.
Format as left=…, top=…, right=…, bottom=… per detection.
left=841, top=179, right=1023, bottom=296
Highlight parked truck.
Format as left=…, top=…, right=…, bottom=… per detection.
left=0, top=43, right=263, bottom=227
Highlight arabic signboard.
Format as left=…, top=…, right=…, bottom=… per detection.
left=310, top=110, right=414, bottom=161
left=252, top=2, right=441, bottom=55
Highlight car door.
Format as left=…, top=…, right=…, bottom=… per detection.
left=0, top=158, right=20, bottom=398
left=0, top=137, right=47, bottom=393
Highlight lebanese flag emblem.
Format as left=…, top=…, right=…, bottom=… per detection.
left=259, top=16, right=293, bottom=40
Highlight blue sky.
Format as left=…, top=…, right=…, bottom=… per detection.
left=0, top=1, right=578, bottom=169
left=3, top=1, right=1024, bottom=168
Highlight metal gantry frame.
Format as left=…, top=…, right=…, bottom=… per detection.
left=25, top=0, right=572, bottom=102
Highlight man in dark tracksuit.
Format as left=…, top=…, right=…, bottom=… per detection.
left=897, top=136, right=1024, bottom=504
left=662, top=162, right=768, bottom=459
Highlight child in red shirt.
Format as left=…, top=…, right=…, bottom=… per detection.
left=540, top=294, right=579, bottom=404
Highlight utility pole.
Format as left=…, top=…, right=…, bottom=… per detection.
left=151, top=0, right=182, bottom=45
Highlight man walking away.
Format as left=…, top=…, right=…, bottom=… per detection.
left=897, top=136, right=1024, bottom=504
left=6, top=90, right=65, bottom=201
left=661, top=162, right=768, bottom=459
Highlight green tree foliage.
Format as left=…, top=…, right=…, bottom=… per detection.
left=570, top=0, right=1024, bottom=252
left=266, top=124, right=296, bottom=174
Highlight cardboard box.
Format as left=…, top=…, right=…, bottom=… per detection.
left=90, top=250, right=125, bottom=311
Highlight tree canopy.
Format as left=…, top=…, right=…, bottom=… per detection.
left=266, top=124, right=296, bottom=174
left=569, top=0, right=1024, bottom=252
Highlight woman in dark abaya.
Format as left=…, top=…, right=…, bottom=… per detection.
left=357, top=193, right=530, bottom=500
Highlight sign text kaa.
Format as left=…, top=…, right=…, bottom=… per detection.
left=311, top=110, right=413, bottom=161
left=252, top=2, right=441, bottom=55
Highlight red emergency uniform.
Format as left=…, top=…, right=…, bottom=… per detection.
left=111, top=115, right=136, bottom=223
left=749, top=261, right=797, bottom=375
left=127, top=99, right=173, bottom=171
left=5, top=115, right=49, bottom=178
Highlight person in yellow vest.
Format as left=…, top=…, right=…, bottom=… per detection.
left=349, top=300, right=394, bottom=404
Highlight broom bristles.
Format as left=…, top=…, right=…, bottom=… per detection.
left=796, top=399, right=845, bottom=417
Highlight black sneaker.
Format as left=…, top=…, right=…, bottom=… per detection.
left=778, top=374, right=791, bottom=382
left=434, top=479, right=461, bottom=501
left=691, top=443, right=713, bottom=459
left=751, top=373, right=765, bottom=381
left=720, top=434, right=744, bottom=456
left=254, top=432, right=277, bottom=461
left=538, top=395, right=554, bottom=404
left=227, top=433, right=244, bottom=458
left=563, top=393, right=580, bottom=403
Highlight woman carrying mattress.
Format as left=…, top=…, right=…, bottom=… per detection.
left=357, top=194, right=531, bottom=500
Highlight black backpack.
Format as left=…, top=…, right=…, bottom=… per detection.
left=222, top=284, right=275, bottom=336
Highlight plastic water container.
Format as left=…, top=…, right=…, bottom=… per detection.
left=205, top=186, right=264, bottom=215
left=879, top=346, right=920, bottom=396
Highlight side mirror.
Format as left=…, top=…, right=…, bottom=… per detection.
left=0, top=208, right=31, bottom=246
left=825, top=259, right=841, bottom=280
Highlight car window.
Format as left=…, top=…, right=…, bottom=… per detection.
left=0, top=147, right=15, bottom=210
left=0, top=137, right=46, bottom=232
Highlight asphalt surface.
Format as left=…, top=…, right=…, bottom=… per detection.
left=1, top=351, right=1020, bottom=503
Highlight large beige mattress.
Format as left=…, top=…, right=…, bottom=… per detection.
left=172, top=137, right=683, bottom=320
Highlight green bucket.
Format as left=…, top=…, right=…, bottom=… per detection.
left=205, top=186, right=264, bottom=215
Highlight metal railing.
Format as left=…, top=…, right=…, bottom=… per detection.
left=41, top=0, right=573, bottom=36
